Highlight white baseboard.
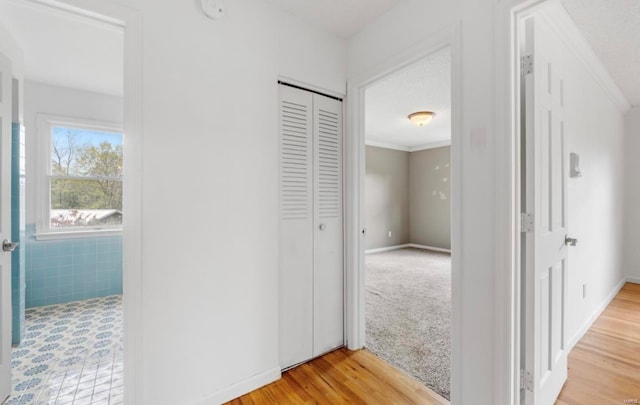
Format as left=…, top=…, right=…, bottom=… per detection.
left=192, top=367, right=281, bottom=405
left=365, top=243, right=451, bottom=254
left=567, top=277, right=626, bottom=350
left=408, top=243, right=451, bottom=253
left=365, top=244, right=411, bottom=254
left=625, top=276, right=640, bottom=285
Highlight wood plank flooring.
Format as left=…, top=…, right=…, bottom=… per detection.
left=557, top=282, right=640, bottom=404
left=226, top=348, right=449, bottom=404
left=228, top=283, right=640, bottom=404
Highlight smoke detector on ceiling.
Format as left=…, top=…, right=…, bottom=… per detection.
left=201, top=0, right=225, bottom=19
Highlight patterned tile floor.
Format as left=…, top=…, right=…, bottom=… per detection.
left=6, top=295, right=123, bottom=405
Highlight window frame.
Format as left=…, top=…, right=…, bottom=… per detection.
left=36, top=114, right=124, bottom=240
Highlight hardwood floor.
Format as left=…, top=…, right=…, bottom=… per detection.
left=557, top=282, right=640, bottom=404
left=228, top=283, right=640, bottom=404
left=226, top=348, right=449, bottom=404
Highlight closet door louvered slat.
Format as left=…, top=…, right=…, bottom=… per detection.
left=313, top=93, right=344, bottom=357
left=279, top=85, right=314, bottom=369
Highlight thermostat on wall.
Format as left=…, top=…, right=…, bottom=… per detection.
left=201, top=0, right=225, bottom=19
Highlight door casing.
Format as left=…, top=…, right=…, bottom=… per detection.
left=23, top=0, right=144, bottom=403
left=346, top=1, right=573, bottom=403
left=344, top=22, right=463, bottom=402
left=0, top=49, right=14, bottom=404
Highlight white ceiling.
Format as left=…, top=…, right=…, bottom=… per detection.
left=264, top=0, right=401, bottom=38
left=0, top=0, right=635, bottom=107
left=0, top=0, right=124, bottom=96
left=365, top=47, right=451, bottom=151
left=560, top=0, right=640, bottom=107
left=265, top=0, right=639, bottom=108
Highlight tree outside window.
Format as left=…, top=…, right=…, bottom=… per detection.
left=49, top=126, right=123, bottom=229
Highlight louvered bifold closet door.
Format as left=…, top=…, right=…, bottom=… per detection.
left=312, top=93, right=344, bottom=357
left=279, top=85, right=314, bottom=369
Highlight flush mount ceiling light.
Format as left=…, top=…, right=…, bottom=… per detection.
left=408, top=111, right=436, bottom=126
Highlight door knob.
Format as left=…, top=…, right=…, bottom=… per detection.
left=319, top=224, right=326, bottom=231
left=565, top=236, right=577, bottom=247
left=2, top=239, right=18, bottom=252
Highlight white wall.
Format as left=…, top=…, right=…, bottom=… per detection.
left=23, top=81, right=124, bottom=225
left=623, top=107, right=640, bottom=280
left=123, top=1, right=347, bottom=404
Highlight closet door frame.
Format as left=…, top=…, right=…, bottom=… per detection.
left=277, top=78, right=347, bottom=370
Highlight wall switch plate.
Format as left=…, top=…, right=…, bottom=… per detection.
left=388, top=231, right=392, bottom=238
left=583, top=283, right=587, bottom=299
left=570, top=152, right=582, bottom=178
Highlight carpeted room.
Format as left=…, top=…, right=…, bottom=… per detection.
left=365, top=248, right=451, bottom=399
left=364, top=47, right=452, bottom=400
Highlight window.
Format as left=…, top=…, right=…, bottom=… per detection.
left=37, top=115, right=123, bottom=239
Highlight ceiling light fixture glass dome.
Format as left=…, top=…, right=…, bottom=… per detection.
left=408, top=111, right=436, bottom=126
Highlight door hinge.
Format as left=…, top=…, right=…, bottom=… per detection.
left=521, top=213, right=534, bottom=233
left=520, top=369, right=533, bottom=392
left=521, top=55, right=533, bottom=75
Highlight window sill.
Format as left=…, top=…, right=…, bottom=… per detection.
left=35, top=228, right=123, bottom=241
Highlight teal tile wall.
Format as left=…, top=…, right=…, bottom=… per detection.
left=11, top=123, right=26, bottom=344
left=25, top=224, right=122, bottom=308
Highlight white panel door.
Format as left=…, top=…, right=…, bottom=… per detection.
left=522, top=17, right=569, bottom=405
left=279, top=85, right=314, bottom=369
left=312, top=93, right=343, bottom=356
left=0, top=51, right=13, bottom=402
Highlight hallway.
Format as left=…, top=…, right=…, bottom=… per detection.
left=557, top=283, right=640, bottom=403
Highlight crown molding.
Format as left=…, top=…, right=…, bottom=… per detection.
left=10, top=0, right=125, bottom=30
left=365, top=138, right=451, bottom=152
left=410, top=140, right=451, bottom=152
left=365, top=139, right=409, bottom=152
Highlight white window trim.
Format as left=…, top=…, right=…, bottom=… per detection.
left=35, top=113, right=124, bottom=240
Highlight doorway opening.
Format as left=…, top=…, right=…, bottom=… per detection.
left=0, top=0, right=127, bottom=403
left=345, top=24, right=461, bottom=402
left=362, top=47, right=452, bottom=400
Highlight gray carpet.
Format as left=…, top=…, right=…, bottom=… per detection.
left=365, top=247, right=451, bottom=400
